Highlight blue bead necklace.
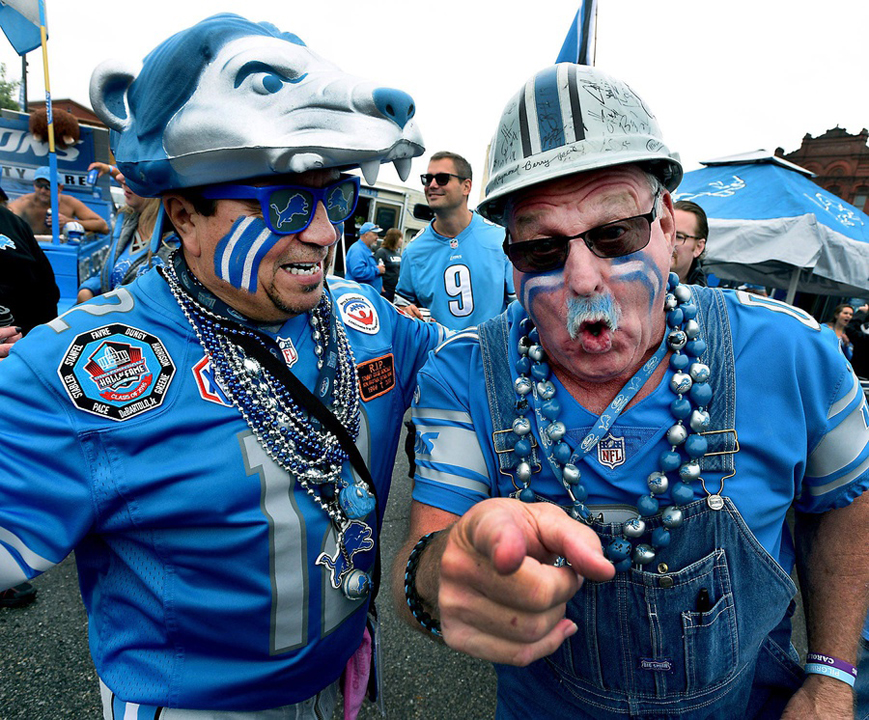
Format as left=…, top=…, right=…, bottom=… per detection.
left=511, top=273, right=715, bottom=572
left=162, top=255, right=376, bottom=598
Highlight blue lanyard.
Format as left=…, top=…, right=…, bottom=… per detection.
left=533, top=336, right=669, bottom=479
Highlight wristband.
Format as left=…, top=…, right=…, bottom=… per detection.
left=404, top=531, right=443, bottom=637
left=805, top=652, right=857, bottom=688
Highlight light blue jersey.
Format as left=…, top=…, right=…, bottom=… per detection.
left=412, top=290, right=869, bottom=573
left=0, top=270, right=445, bottom=711
left=395, top=212, right=514, bottom=331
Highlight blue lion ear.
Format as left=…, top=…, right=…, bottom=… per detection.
left=89, top=60, right=138, bottom=132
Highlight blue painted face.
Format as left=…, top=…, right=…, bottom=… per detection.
left=213, top=215, right=281, bottom=293
left=518, top=249, right=662, bottom=343
left=509, top=167, right=674, bottom=385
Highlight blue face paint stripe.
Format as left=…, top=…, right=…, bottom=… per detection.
left=214, top=217, right=250, bottom=282
left=223, top=217, right=258, bottom=281
left=518, top=270, right=564, bottom=326
left=611, top=253, right=664, bottom=312
left=213, top=216, right=284, bottom=294
left=534, top=65, right=565, bottom=152
left=238, top=225, right=274, bottom=292
left=228, top=223, right=274, bottom=293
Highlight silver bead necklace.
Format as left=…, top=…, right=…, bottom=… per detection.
left=162, top=257, right=375, bottom=598
left=511, top=273, right=717, bottom=571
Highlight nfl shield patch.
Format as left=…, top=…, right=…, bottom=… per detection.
left=597, top=433, right=626, bottom=469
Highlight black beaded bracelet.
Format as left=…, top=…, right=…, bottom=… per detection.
left=404, top=531, right=443, bottom=637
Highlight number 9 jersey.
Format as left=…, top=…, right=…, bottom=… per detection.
left=395, top=212, right=514, bottom=331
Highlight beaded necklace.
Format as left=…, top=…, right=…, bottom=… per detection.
left=511, top=272, right=716, bottom=572
left=162, top=254, right=376, bottom=598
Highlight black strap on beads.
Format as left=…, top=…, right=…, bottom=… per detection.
left=404, top=531, right=443, bottom=637
left=229, top=329, right=383, bottom=601
left=165, top=259, right=385, bottom=602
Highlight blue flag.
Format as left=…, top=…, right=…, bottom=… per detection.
left=556, top=0, right=597, bottom=65
left=0, top=0, right=43, bottom=56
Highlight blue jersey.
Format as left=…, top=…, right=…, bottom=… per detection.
left=344, top=239, right=382, bottom=292
left=395, top=212, right=514, bottom=331
left=411, top=291, right=869, bottom=574
left=0, top=270, right=445, bottom=711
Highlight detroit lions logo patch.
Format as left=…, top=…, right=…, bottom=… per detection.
left=58, top=324, right=175, bottom=421
left=0, top=235, right=16, bottom=250
left=337, top=293, right=380, bottom=335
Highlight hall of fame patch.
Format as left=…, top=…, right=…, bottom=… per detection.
left=337, top=293, right=380, bottom=334
left=58, top=324, right=175, bottom=421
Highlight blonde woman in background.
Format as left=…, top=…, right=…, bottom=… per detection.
left=77, top=162, right=179, bottom=302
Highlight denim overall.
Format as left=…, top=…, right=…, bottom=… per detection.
left=478, top=287, right=804, bottom=719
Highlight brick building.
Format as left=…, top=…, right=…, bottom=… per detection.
left=778, top=127, right=869, bottom=213
left=26, top=98, right=105, bottom=129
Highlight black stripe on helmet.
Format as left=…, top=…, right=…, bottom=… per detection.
left=567, top=64, right=585, bottom=142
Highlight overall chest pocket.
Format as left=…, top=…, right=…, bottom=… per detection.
left=559, top=548, right=738, bottom=700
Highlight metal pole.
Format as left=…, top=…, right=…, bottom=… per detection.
left=785, top=267, right=800, bottom=305
left=20, top=55, right=27, bottom=112
left=593, top=2, right=599, bottom=66
left=37, top=0, right=59, bottom=244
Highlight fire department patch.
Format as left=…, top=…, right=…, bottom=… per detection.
left=337, top=293, right=380, bottom=335
left=58, top=324, right=175, bottom=421
left=193, top=355, right=232, bottom=407
left=357, top=353, right=395, bottom=402
left=597, top=433, right=626, bottom=469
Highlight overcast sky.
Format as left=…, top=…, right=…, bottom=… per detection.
left=1, top=0, right=865, bottom=204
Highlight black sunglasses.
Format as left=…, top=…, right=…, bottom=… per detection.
left=35, top=181, right=51, bottom=189
left=504, top=193, right=661, bottom=273
left=420, top=172, right=467, bottom=187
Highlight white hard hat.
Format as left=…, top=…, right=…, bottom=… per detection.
left=63, top=221, right=85, bottom=240
left=478, top=64, right=682, bottom=225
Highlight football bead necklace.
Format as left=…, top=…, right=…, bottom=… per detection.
left=162, top=254, right=376, bottom=599
left=511, top=273, right=716, bottom=572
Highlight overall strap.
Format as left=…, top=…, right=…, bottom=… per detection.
left=478, top=313, right=539, bottom=486
left=692, top=286, right=737, bottom=474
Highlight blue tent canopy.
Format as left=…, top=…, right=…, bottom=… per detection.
left=673, top=154, right=869, bottom=302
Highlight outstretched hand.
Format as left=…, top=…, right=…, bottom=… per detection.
left=438, top=498, right=614, bottom=666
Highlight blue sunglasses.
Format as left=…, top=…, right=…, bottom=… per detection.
left=201, top=175, right=360, bottom=235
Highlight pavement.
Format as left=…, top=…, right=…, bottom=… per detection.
left=0, top=425, right=806, bottom=719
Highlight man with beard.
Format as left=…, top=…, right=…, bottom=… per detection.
left=395, top=64, right=869, bottom=719
left=0, top=13, right=445, bottom=719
